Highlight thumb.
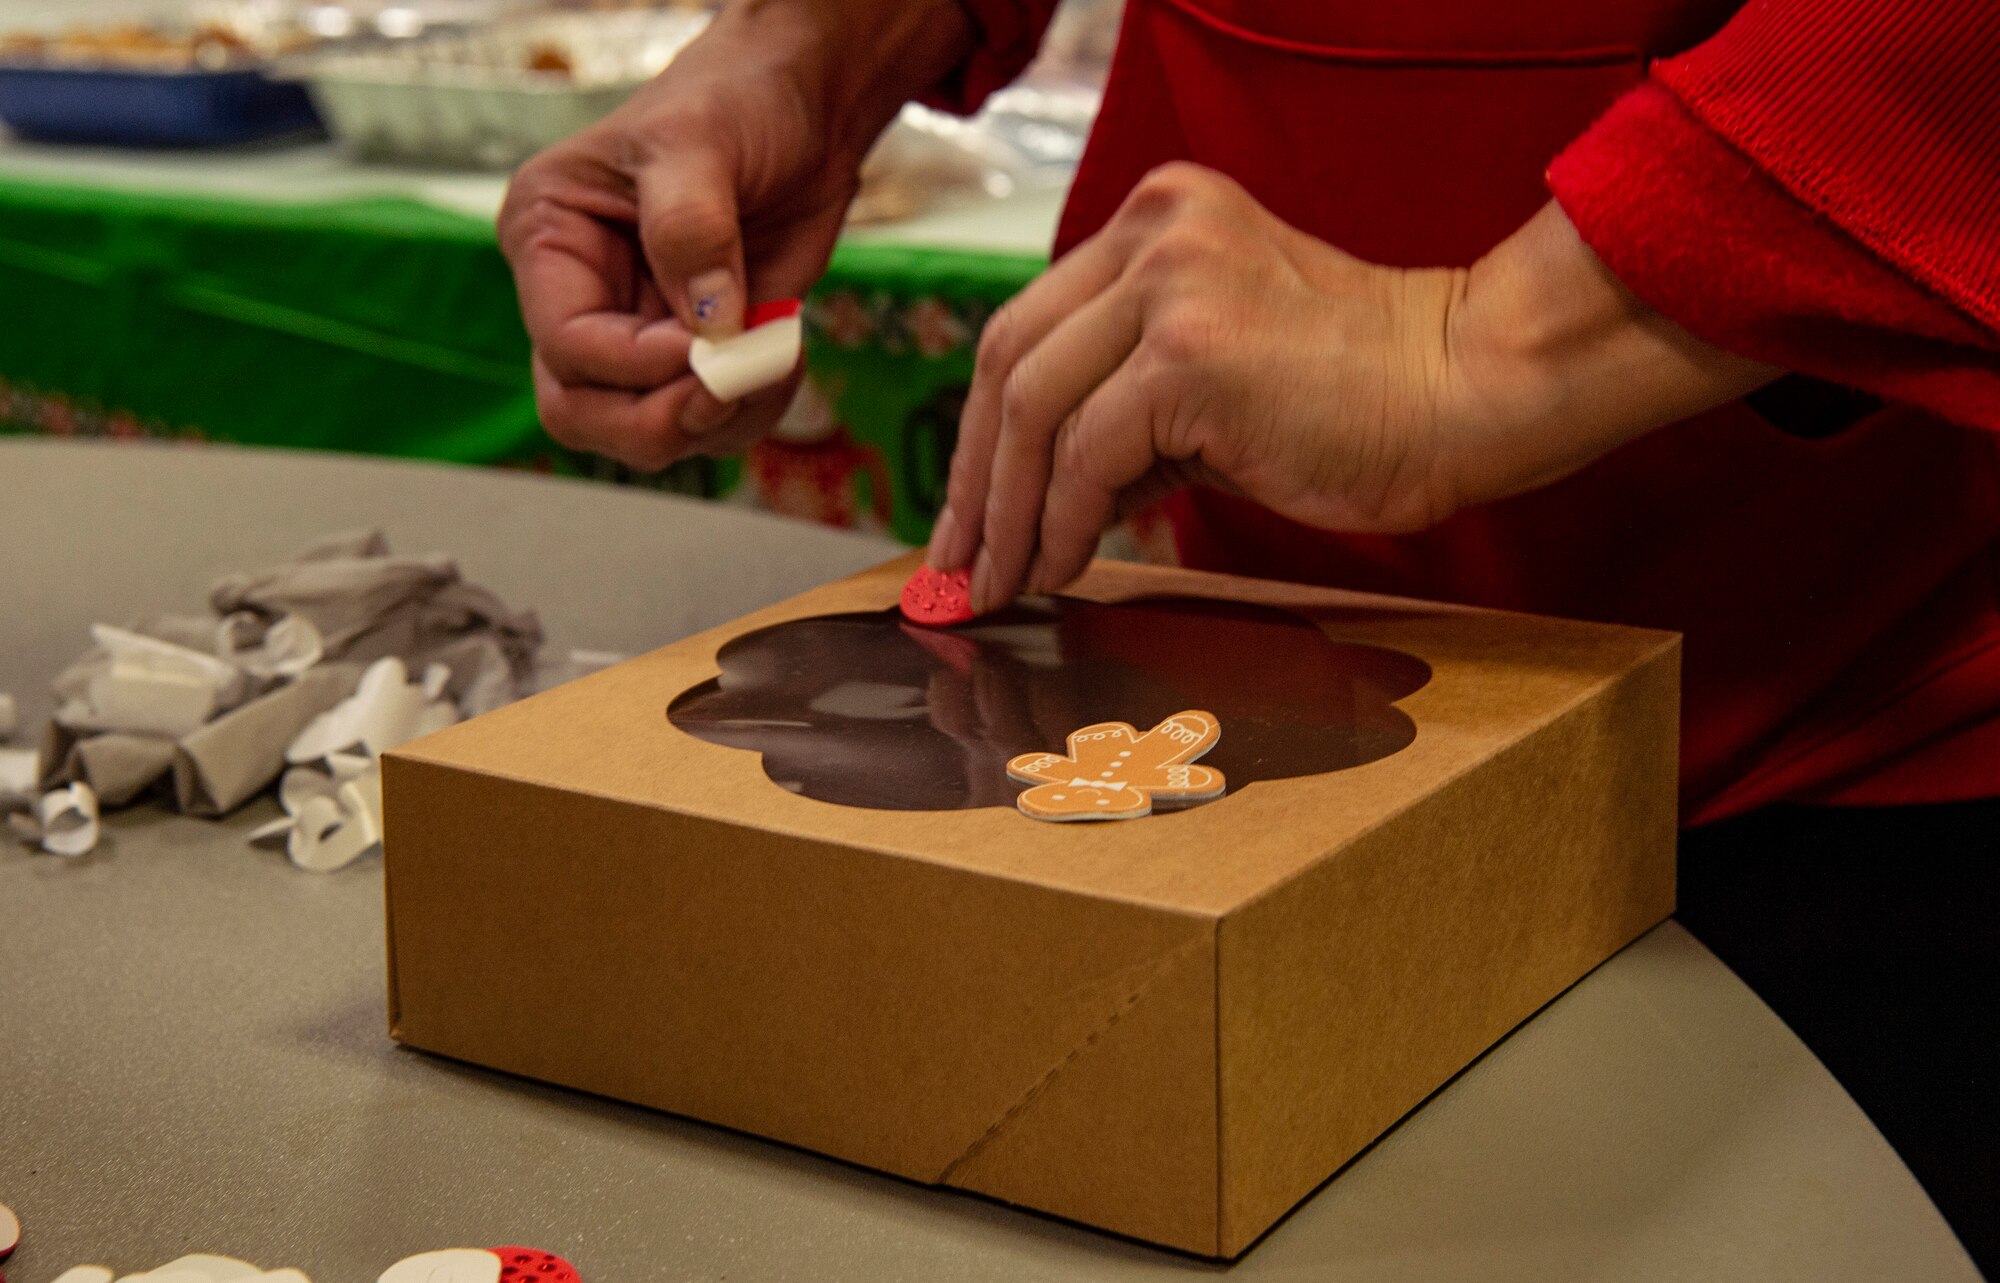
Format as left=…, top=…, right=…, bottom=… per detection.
left=636, top=150, right=748, bottom=341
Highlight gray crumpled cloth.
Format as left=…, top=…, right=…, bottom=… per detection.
left=28, top=529, right=545, bottom=819
left=210, top=529, right=540, bottom=716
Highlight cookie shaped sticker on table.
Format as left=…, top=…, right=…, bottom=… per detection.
left=688, top=299, right=804, bottom=402
left=1007, top=710, right=1227, bottom=822
left=377, top=1246, right=580, bottom=1283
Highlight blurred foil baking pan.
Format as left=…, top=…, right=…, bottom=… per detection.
left=292, top=8, right=708, bottom=168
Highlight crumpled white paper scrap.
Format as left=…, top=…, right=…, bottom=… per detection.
left=0, top=745, right=39, bottom=803
left=287, top=657, right=457, bottom=764
left=216, top=612, right=325, bottom=681
left=8, top=782, right=101, bottom=857
left=252, top=655, right=452, bottom=873
left=65, top=625, right=246, bottom=738
left=249, top=754, right=383, bottom=874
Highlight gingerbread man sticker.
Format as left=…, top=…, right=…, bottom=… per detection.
left=1006, top=710, right=1227, bottom=822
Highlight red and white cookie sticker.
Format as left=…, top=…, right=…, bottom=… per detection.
left=489, top=1247, right=580, bottom=1283
left=378, top=1247, right=580, bottom=1283
left=1007, top=710, right=1226, bottom=822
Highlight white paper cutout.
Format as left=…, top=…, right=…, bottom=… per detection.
left=19, top=783, right=102, bottom=857
left=376, top=1248, right=503, bottom=1283
left=92, top=625, right=242, bottom=689
left=0, top=691, right=17, bottom=739
left=255, top=655, right=451, bottom=870
left=217, top=613, right=325, bottom=681
left=0, top=746, right=39, bottom=801
left=688, top=305, right=804, bottom=402
left=250, top=758, right=384, bottom=874
left=72, top=625, right=243, bottom=738
left=52, top=1268, right=116, bottom=1283
left=287, top=658, right=458, bottom=764
left=85, top=667, right=217, bottom=739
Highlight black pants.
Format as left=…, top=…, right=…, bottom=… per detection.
left=1678, top=801, right=1999, bottom=1274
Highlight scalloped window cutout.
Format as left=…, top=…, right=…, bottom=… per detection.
left=669, top=596, right=1430, bottom=812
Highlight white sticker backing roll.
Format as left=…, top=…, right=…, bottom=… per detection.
left=688, top=300, right=803, bottom=402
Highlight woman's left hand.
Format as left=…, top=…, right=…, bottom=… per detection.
left=927, top=162, right=1778, bottom=614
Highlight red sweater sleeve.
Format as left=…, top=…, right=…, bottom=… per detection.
left=923, top=0, right=1063, bottom=114
left=1548, top=0, right=2000, bottom=433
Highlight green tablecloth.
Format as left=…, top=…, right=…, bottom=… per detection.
left=0, top=163, right=1050, bottom=545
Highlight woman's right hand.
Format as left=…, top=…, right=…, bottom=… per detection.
left=499, top=0, right=973, bottom=470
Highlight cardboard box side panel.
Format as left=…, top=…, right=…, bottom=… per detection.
left=939, top=926, right=1221, bottom=1255
left=1214, top=644, right=1679, bottom=1253
left=381, top=754, right=1219, bottom=1217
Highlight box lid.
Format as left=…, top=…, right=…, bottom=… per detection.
left=393, top=555, right=1677, bottom=920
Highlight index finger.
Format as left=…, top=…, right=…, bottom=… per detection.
left=926, top=225, right=1134, bottom=577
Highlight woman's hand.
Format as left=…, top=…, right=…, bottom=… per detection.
left=928, top=162, right=1779, bottom=613
left=499, top=0, right=972, bottom=469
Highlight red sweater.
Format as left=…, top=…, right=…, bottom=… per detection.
left=938, top=0, right=2000, bottom=823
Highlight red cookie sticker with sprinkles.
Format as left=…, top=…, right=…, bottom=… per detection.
left=900, top=565, right=973, bottom=626
left=490, top=1246, right=581, bottom=1283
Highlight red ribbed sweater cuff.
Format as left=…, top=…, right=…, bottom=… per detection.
left=1653, top=0, right=2000, bottom=334
left=1550, top=82, right=2000, bottom=433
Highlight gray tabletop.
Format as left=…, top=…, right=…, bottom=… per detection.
left=0, top=439, right=1979, bottom=1282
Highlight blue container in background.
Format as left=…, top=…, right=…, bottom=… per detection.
left=0, top=65, right=322, bottom=147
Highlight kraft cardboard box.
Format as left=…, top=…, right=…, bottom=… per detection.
left=382, top=554, right=1679, bottom=1257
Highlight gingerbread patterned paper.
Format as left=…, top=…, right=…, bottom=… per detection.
left=1007, top=710, right=1226, bottom=822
